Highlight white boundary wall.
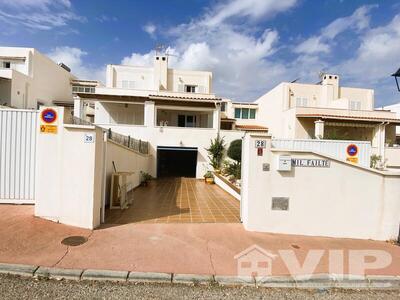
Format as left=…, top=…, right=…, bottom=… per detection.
left=272, top=138, right=371, bottom=168
left=242, top=133, right=400, bottom=241
left=0, top=108, right=37, bottom=203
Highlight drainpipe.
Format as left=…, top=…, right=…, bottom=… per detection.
left=215, top=102, right=221, bottom=138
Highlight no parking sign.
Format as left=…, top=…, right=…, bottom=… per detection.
left=346, top=144, right=359, bottom=164
left=40, top=108, right=58, bottom=134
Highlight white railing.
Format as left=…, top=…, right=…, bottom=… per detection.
left=272, top=138, right=371, bottom=168
left=0, top=108, right=38, bottom=203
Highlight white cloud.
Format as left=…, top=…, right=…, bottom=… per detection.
left=47, top=46, right=106, bottom=83
left=143, top=23, right=156, bottom=38
left=202, top=0, right=297, bottom=26
left=0, top=0, right=84, bottom=30
left=294, top=5, right=376, bottom=54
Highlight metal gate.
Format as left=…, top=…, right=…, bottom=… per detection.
left=0, top=108, right=38, bottom=203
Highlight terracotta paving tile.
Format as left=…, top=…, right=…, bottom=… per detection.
left=106, top=177, right=240, bottom=224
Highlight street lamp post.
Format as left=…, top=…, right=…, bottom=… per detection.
left=392, top=67, right=400, bottom=92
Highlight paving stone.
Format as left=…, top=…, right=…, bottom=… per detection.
left=0, top=263, right=38, bottom=277
left=34, top=266, right=83, bottom=280
left=214, top=275, right=255, bottom=286
left=128, top=272, right=172, bottom=283
left=81, top=269, right=128, bottom=282
left=256, top=275, right=297, bottom=288
left=172, top=273, right=214, bottom=285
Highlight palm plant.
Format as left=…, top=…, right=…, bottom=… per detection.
left=205, top=135, right=226, bottom=171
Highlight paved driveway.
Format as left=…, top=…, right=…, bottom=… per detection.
left=0, top=204, right=399, bottom=277
left=106, top=177, right=240, bottom=224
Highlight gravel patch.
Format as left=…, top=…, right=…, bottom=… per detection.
left=0, top=274, right=399, bottom=299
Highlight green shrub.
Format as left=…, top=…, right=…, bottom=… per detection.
left=227, top=139, right=242, bottom=162
left=206, top=135, right=225, bottom=170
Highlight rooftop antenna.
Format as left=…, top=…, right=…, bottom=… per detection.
left=154, top=44, right=166, bottom=56
left=391, top=67, right=400, bottom=92
left=316, top=70, right=327, bottom=84
left=290, top=78, right=300, bottom=83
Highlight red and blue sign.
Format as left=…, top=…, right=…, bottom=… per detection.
left=41, top=108, right=57, bottom=124
left=346, top=144, right=358, bottom=157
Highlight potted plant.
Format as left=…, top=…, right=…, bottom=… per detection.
left=140, top=171, right=152, bottom=187
left=204, top=171, right=214, bottom=184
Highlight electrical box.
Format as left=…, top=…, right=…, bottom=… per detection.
left=277, top=155, right=292, bottom=171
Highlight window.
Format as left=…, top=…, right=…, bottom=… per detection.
left=185, top=85, right=196, bottom=93
left=249, top=109, right=256, bottom=119
left=241, top=108, right=249, bottom=119
left=349, top=101, right=361, bottom=110
left=72, top=86, right=95, bottom=94
left=2, top=61, right=11, bottom=69
left=234, top=107, right=257, bottom=119
left=296, top=97, right=308, bottom=107
left=220, top=102, right=226, bottom=112
left=235, top=108, right=241, bottom=118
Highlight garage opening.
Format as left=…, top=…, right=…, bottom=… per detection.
left=157, top=146, right=197, bottom=178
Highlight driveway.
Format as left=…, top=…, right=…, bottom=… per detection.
left=0, top=204, right=399, bottom=277
left=105, top=177, right=240, bottom=224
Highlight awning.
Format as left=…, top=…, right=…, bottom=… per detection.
left=235, top=124, right=268, bottom=131
left=297, top=113, right=400, bottom=124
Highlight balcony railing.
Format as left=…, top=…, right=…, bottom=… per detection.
left=107, top=129, right=149, bottom=155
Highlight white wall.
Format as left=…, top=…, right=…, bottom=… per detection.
left=35, top=107, right=104, bottom=229
left=105, top=140, right=150, bottom=203
left=241, top=133, right=400, bottom=241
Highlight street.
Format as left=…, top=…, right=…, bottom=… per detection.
left=0, top=274, right=399, bottom=300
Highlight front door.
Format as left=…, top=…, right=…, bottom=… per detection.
left=178, top=115, right=185, bottom=127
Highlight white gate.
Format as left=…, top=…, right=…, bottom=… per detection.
left=271, top=138, right=371, bottom=168
left=0, top=108, right=38, bottom=203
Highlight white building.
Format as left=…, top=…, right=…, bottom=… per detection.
left=383, top=102, right=400, bottom=144
left=254, top=74, right=400, bottom=168
left=74, top=54, right=246, bottom=178
left=0, top=47, right=76, bottom=109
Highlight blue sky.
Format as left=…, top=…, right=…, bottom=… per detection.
left=0, top=0, right=399, bottom=106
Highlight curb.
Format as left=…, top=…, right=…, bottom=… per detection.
left=0, top=263, right=399, bottom=289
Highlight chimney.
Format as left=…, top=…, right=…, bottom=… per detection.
left=321, top=73, right=339, bottom=105
left=154, top=55, right=168, bottom=91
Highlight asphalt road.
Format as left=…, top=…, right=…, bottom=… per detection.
left=0, top=274, right=399, bottom=300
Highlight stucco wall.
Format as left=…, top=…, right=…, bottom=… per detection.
left=241, top=133, right=400, bottom=241
left=35, top=107, right=104, bottom=229
left=105, top=140, right=150, bottom=204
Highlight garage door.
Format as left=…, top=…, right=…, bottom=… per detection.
left=157, top=146, right=197, bottom=178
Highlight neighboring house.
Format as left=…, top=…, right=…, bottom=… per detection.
left=0, top=47, right=76, bottom=109
left=73, top=54, right=244, bottom=178
left=383, top=102, right=400, bottom=144
left=254, top=74, right=400, bottom=167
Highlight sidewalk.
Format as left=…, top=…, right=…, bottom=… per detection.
left=0, top=205, right=399, bottom=277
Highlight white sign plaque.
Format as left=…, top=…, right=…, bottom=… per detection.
left=84, top=133, right=95, bottom=143
left=255, top=140, right=266, bottom=148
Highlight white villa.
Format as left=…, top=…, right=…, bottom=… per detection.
left=73, top=54, right=248, bottom=178
left=254, top=74, right=400, bottom=168
left=0, top=47, right=75, bottom=109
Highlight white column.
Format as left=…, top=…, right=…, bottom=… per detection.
left=373, top=123, right=386, bottom=162
left=73, top=96, right=83, bottom=118
left=213, top=104, right=221, bottom=132
left=314, top=120, right=325, bottom=139
left=144, top=101, right=155, bottom=127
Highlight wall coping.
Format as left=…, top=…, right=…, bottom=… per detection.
left=271, top=148, right=400, bottom=177
left=63, top=124, right=96, bottom=130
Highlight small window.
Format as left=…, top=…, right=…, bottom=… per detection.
left=221, top=102, right=226, bottom=112
left=249, top=109, right=256, bottom=119
left=84, top=87, right=91, bottom=93
left=241, top=108, right=249, bottom=119
left=72, top=86, right=78, bottom=92
left=3, top=61, right=11, bottom=68
left=185, top=85, right=196, bottom=93
left=350, top=101, right=361, bottom=110
left=296, top=97, right=308, bottom=107
left=78, top=86, right=84, bottom=92
left=234, top=108, right=241, bottom=119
